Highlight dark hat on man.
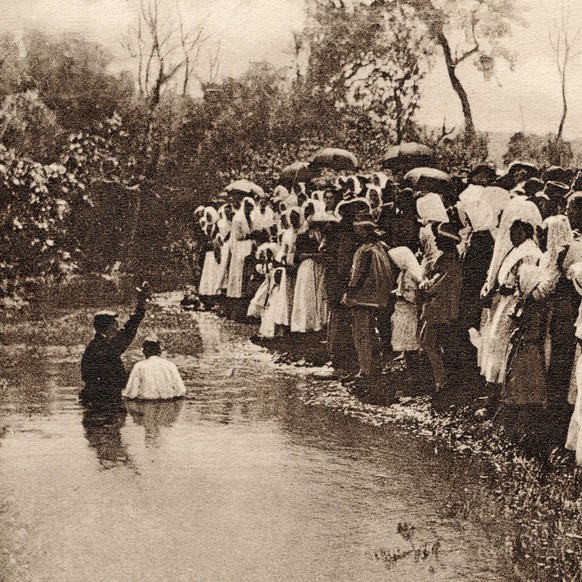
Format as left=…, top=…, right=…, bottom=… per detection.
left=542, top=166, right=574, bottom=185
left=507, top=161, right=539, bottom=180
left=143, top=336, right=162, bottom=349
left=544, top=181, right=570, bottom=201
left=93, top=311, right=118, bottom=333
left=523, top=177, right=544, bottom=198
left=432, top=221, right=461, bottom=243
left=468, top=163, right=497, bottom=185
left=572, top=171, right=582, bottom=193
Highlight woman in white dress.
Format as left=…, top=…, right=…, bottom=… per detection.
left=566, top=262, right=582, bottom=464
left=247, top=242, right=279, bottom=319
left=215, top=203, right=234, bottom=294
left=291, top=200, right=328, bottom=333
left=389, top=246, right=423, bottom=359
left=198, top=206, right=221, bottom=297
left=123, top=339, right=186, bottom=400
left=479, top=214, right=543, bottom=386
left=250, top=195, right=277, bottom=237
left=269, top=206, right=301, bottom=330
left=226, top=197, right=256, bottom=299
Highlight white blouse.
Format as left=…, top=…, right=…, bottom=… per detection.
left=123, top=356, right=186, bottom=400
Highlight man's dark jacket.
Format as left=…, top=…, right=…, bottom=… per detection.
left=80, top=307, right=145, bottom=400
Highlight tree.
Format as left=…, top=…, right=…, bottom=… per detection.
left=122, top=0, right=207, bottom=105
left=549, top=0, right=582, bottom=140
left=0, top=91, right=62, bottom=161
left=503, top=132, right=546, bottom=166
left=303, top=1, right=430, bottom=143
left=342, top=4, right=431, bottom=142
left=373, top=0, right=523, bottom=139
left=502, top=131, right=573, bottom=168
left=24, top=32, right=134, bottom=131
left=0, top=33, right=29, bottom=96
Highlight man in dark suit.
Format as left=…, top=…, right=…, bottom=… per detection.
left=81, top=282, right=150, bottom=401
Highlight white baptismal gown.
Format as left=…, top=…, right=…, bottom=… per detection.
left=122, top=356, right=187, bottom=400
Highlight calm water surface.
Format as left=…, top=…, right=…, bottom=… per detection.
left=0, top=306, right=508, bottom=581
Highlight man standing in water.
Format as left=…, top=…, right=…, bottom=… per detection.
left=81, top=282, right=150, bottom=401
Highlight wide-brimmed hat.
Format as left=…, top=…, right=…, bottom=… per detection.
left=353, top=218, right=376, bottom=229
left=542, top=166, right=574, bottom=185
left=544, top=181, right=570, bottom=201
left=468, top=163, right=497, bottom=184
left=433, top=221, right=461, bottom=243
left=523, top=178, right=544, bottom=198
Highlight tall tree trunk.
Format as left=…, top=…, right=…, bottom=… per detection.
left=437, top=32, right=475, bottom=140
left=558, top=67, right=567, bottom=140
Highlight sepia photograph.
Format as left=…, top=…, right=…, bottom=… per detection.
left=2, top=0, right=582, bottom=580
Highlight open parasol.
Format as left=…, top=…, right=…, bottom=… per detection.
left=224, top=179, right=265, bottom=199
left=309, top=148, right=359, bottom=171
left=403, top=167, right=451, bottom=195
left=382, top=142, right=434, bottom=171
left=280, top=161, right=318, bottom=184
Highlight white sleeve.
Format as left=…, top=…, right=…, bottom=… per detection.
left=123, top=362, right=143, bottom=398
left=169, top=362, right=187, bottom=396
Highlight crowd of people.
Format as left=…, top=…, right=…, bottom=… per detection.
left=191, top=161, right=582, bottom=461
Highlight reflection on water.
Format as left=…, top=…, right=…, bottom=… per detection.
left=82, top=400, right=130, bottom=469
left=125, top=399, right=184, bottom=447
left=0, top=308, right=509, bottom=582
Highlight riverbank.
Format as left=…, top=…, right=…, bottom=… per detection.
left=216, top=303, right=582, bottom=582
left=2, top=291, right=582, bottom=581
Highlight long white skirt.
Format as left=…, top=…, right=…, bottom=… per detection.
left=248, top=277, right=270, bottom=319
left=478, top=292, right=517, bottom=384
left=267, top=269, right=292, bottom=328
left=566, top=354, right=582, bottom=464
left=391, top=299, right=419, bottom=352
left=291, top=259, right=327, bottom=333
left=198, top=251, right=220, bottom=296
left=259, top=278, right=277, bottom=339
left=226, top=239, right=253, bottom=298
left=215, top=240, right=232, bottom=293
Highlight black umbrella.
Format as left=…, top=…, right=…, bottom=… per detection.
left=309, top=148, right=359, bottom=171
left=382, top=142, right=434, bottom=171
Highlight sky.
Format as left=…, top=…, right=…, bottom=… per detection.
left=2, top=0, right=582, bottom=139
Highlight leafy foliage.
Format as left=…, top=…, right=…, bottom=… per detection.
left=503, top=132, right=574, bottom=167
left=305, top=1, right=430, bottom=142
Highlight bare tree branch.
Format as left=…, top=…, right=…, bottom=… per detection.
left=549, top=0, right=582, bottom=139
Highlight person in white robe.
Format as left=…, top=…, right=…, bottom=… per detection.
left=271, top=207, right=301, bottom=329
left=226, top=197, right=256, bottom=299
left=389, top=246, right=423, bottom=359
left=198, top=206, right=221, bottom=297
left=215, top=203, right=234, bottom=293
left=479, top=214, right=543, bottom=385
left=566, top=262, right=582, bottom=464
left=291, top=200, right=328, bottom=333
left=123, top=339, right=186, bottom=400
left=250, top=194, right=277, bottom=235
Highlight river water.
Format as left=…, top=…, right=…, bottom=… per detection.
left=0, top=302, right=510, bottom=582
